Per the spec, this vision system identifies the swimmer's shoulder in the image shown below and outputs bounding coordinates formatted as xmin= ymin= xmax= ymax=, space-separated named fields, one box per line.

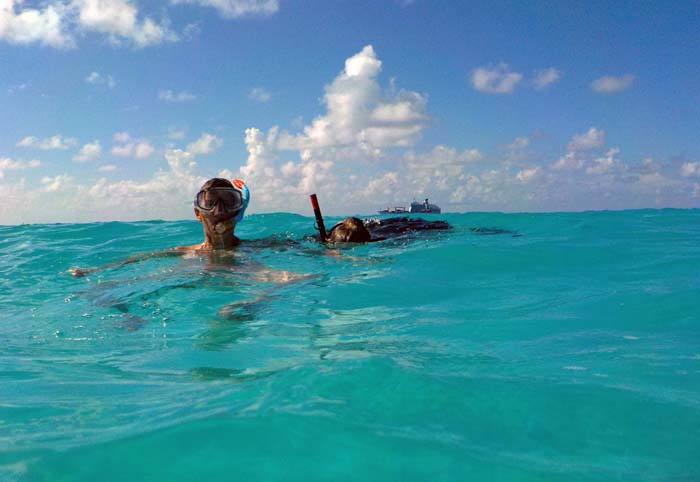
xmin=173 ymin=243 xmax=205 ymax=251
xmin=173 ymin=236 xmax=241 ymax=252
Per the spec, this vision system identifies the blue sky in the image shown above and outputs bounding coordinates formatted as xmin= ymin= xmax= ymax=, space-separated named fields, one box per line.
xmin=1 ymin=0 xmax=699 ymax=224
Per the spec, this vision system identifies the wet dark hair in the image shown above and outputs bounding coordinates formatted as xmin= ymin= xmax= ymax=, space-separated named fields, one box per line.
xmin=200 ymin=178 xmax=233 ymax=190
xmin=327 ymin=217 xmax=371 ymax=243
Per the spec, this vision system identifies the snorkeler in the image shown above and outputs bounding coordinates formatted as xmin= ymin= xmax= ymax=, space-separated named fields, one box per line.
xmin=326 ymin=217 xmax=373 ymax=243
xmin=68 ymin=177 xmax=250 ymax=277
xmin=324 ymin=216 xmax=451 ymax=243
xmin=177 ymin=177 xmax=250 ymax=251
xmin=310 ymin=193 xmax=451 ymax=245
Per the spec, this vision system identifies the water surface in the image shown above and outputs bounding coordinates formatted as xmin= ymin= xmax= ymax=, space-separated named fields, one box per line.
xmin=1 ymin=210 xmax=699 ymax=481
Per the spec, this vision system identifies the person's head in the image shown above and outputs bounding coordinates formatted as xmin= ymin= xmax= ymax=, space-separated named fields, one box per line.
xmin=194 ymin=178 xmax=250 ymax=248
xmin=327 ymin=217 xmax=371 ymax=243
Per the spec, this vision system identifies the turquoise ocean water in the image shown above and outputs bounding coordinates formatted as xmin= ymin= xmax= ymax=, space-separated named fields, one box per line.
xmin=1 ymin=210 xmax=699 ymax=481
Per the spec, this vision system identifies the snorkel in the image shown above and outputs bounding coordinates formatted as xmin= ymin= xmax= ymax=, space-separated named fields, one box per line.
xmin=309 ymin=193 xmax=328 ymax=242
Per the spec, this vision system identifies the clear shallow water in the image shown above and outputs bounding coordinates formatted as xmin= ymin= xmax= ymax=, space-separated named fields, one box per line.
xmin=1 ymin=210 xmax=699 ymax=481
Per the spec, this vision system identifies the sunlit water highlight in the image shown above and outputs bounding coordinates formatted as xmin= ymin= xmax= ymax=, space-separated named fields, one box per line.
xmin=1 ymin=210 xmax=699 ymax=481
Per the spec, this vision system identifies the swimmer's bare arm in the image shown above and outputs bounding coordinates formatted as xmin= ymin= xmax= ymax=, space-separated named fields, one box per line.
xmin=69 ymin=244 xmax=312 ymax=284
xmin=68 ymin=248 xmax=186 ymax=277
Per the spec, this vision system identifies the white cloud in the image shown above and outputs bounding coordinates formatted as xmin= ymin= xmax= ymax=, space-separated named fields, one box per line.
xmin=173 ymin=0 xmax=279 ymax=18
xmin=16 ymin=136 xmax=38 ymax=147
xmin=167 ymin=129 xmax=186 ymax=140
xmin=73 ymin=140 xmax=101 ymax=162
xmin=111 ymin=144 xmax=132 ymax=157
xmin=113 ymin=131 xmax=131 ymax=143
xmin=134 ymin=141 xmax=154 ymax=158
xmin=98 ymin=164 xmax=117 ymax=172
xmin=85 ymin=71 xmax=116 ymax=88
xmin=40 ymin=173 xmax=73 ymax=192
xmin=0 ymin=157 xmax=41 ymax=170
xmin=285 ymin=45 xmax=427 ymax=150
xmin=567 ymin=127 xmax=605 ymax=151
xmin=75 ymin=0 xmax=176 ymax=47
xmin=1 ymin=148 xmax=210 ymax=223
xmin=590 ymin=74 xmax=635 ymax=93
xmin=158 ymin=89 xmax=197 ymax=102
xmin=186 ymin=133 xmax=223 ymax=155
xmin=532 ymin=67 xmax=561 ymax=90
xmin=552 ymin=151 xmax=584 ymax=170
xmin=470 ymin=63 xmax=523 ymax=94
xmin=586 ymin=147 xmax=622 ymax=175
xmin=111 ymin=133 xmax=154 ymax=158
xmin=680 ymin=161 xmax=700 ymax=177
xmin=7 ymin=82 xmax=29 ymax=94
xmin=516 ymin=166 xmax=539 ymax=183
xmin=1 ymin=0 xmax=178 ymax=49
xmin=249 ymin=86 xmax=272 ymax=103
xmin=402 ymin=145 xmax=484 ymax=195
xmin=16 ymin=134 xmax=77 ymax=150
xmin=235 ymin=45 xmax=430 ymax=209
xmin=360 ymin=171 xmax=399 ymax=199
xmin=0 ymin=157 xmax=41 ymax=179
xmin=506 ymin=136 xmax=530 ymax=149
xmin=41 ymin=135 xmax=78 ymax=149
xmin=182 ymin=22 xmax=200 ymax=39
xmin=0 ymin=0 xmax=74 ymax=48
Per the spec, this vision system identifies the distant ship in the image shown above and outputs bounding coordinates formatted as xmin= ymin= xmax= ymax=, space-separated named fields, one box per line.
xmin=379 ymin=198 xmax=441 ymax=214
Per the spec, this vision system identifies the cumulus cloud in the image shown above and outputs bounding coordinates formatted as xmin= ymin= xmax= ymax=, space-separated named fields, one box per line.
xmin=167 ymin=129 xmax=186 ymax=140
xmin=287 ymin=45 xmax=427 ymax=150
xmin=85 ymin=71 xmax=116 ymax=88
xmin=173 ymin=0 xmax=279 ymax=18
xmin=1 ymin=0 xmax=177 ymax=48
xmin=110 ymin=132 xmax=154 ymax=158
xmin=17 ymin=134 xmax=77 ymax=150
xmin=0 ymin=0 xmax=74 ymax=48
xmin=234 ymin=45 xmax=431 ymax=210
xmin=401 ymin=145 xmax=484 ymax=196
xmin=0 ymin=157 xmax=41 ymax=179
xmin=158 ymin=89 xmax=197 ymax=102
xmin=186 ymin=133 xmax=223 ymax=155
xmin=134 ymin=141 xmax=155 ymax=158
xmin=516 ymin=166 xmax=539 ymax=183
xmin=113 ymin=131 xmax=131 ymax=143
xmin=505 ymin=136 xmax=530 ymax=150
xmin=680 ymin=161 xmax=700 ymax=177
xmin=532 ymin=67 xmax=562 ymax=90
xmin=73 ymin=140 xmax=101 ymax=162
xmin=111 ymin=144 xmax=132 ymax=157
xmin=7 ymin=82 xmax=29 ymax=94
xmin=470 ymin=63 xmax=523 ymax=94
xmin=16 ymin=136 xmax=37 ymax=147
xmin=552 ymin=151 xmax=584 ymax=170
xmin=586 ymin=147 xmax=623 ymax=175
xmin=75 ymin=0 xmax=176 ymax=47
xmin=98 ymin=164 xmax=117 ymax=172
xmin=248 ymin=86 xmax=272 ymax=103
xmin=1 ymin=147 xmax=213 ymax=223
xmin=567 ymin=127 xmax=605 ymax=151
xmin=590 ymin=74 xmax=635 ymax=93
xmin=40 ymin=173 xmax=73 ymax=192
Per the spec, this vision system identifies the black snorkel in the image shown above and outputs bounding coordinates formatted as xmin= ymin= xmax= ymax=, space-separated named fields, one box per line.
xmin=309 ymin=194 xmax=328 ymax=242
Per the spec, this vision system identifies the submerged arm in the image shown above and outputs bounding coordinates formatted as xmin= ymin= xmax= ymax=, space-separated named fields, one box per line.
xmin=68 ymin=248 xmax=185 ymax=277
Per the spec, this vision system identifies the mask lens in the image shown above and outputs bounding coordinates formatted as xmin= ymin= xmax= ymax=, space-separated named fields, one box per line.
xmin=196 ymin=188 xmax=243 ymax=211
